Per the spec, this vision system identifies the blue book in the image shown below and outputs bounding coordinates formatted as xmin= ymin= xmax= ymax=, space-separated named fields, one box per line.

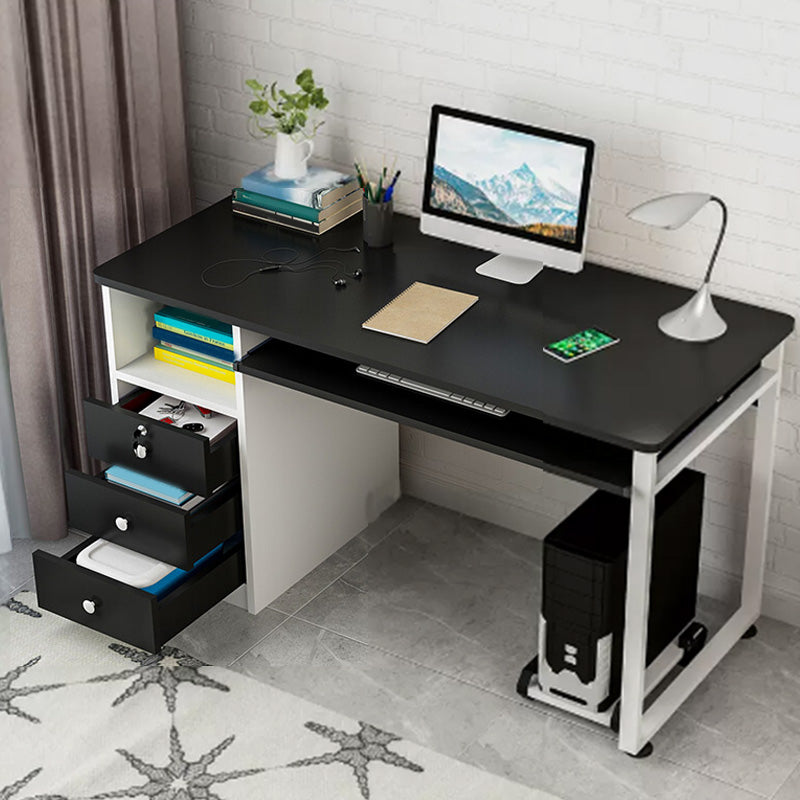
xmin=154 ymin=306 xmax=233 ymax=347
xmin=153 ymin=327 xmax=235 ymax=362
xmin=241 ymin=164 xmax=356 ymax=210
xmin=105 ymin=465 xmax=194 ymax=506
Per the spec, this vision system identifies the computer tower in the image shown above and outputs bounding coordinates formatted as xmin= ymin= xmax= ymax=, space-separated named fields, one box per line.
xmin=537 ymin=468 xmax=704 ymax=712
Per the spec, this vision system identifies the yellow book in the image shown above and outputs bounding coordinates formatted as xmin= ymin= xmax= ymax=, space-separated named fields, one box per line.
xmin=154 ymin=321 xmax=235 ymax=350
xmin=154 ymin=346 xmax=236 ymax=384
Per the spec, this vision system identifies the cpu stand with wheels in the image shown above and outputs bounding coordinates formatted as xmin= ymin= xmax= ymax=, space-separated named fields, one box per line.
xmin=517 ymin=469 xmax=708 ymax=757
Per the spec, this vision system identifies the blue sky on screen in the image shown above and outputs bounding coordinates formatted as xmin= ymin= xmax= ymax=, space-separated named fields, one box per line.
xmin=435 ymin=114 xmax=585 ymax=192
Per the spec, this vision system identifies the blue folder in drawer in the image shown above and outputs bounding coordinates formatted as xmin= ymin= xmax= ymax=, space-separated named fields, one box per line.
xmin=105 ymin=465 xmax=194 ymax=506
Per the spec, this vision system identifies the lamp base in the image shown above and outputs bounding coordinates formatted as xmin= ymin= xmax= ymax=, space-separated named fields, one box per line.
xmin=658 ymin=283 xmax=727 ymax=342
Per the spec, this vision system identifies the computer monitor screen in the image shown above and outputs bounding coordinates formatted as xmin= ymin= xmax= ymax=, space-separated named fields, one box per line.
xmin=421 ymin=106 xmax=594 ymax=282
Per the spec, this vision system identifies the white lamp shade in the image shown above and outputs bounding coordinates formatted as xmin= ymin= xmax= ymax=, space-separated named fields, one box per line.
xmin=627 ymin=192 xmax=712 ymax=230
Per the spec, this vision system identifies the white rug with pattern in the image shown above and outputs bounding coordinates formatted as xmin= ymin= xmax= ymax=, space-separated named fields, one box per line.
xmin=1 ymin=591 xmax=559 ymax=799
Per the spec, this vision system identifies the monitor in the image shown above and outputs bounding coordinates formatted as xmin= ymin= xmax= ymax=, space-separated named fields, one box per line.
xmin=420 ymin=105 xmax=595 ymax=284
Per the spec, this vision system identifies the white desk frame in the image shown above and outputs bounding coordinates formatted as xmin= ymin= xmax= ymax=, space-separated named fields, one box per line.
xmin=618 ymin=344 xmax=783 ymax=755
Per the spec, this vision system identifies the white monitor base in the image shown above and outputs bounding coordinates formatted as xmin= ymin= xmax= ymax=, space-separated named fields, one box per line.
xmin=475 ymin=254 xmax=544 ymax=284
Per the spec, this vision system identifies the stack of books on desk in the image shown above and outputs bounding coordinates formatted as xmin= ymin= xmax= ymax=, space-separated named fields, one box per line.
xmin=152 ymin=306 xmax=235 ymax=384
xmin=232 ymin=164 xmax=361 ymax=235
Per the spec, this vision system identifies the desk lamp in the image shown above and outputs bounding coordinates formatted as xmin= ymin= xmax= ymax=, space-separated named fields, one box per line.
xmin=627 ymin=193 xmax=728 ymax=342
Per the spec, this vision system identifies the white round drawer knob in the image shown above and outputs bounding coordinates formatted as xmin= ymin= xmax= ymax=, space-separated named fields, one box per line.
xmin=82 ymin=599 xmax=98 ymax=615
xmin=115 ymin=516 xmax=130 ymax=532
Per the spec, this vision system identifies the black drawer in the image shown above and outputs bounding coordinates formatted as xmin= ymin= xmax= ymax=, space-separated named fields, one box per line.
xmin=84 ymin=390 xmax=239 ymax=497
xmin=65 ymin=470 xmax=242 ymax=570
xmin=33 ymin=537 xmax=245 ymax=653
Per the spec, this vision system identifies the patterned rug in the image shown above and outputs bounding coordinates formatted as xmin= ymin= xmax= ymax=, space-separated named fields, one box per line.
xmin=1 ymin=591 xmax=558 ymax=799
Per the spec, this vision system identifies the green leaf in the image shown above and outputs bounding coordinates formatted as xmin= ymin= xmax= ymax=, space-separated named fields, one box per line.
xmin=296 ymin=68 xmax=315 ymax=93
xmin=296 ymin=94 xmax=310 ymax=110
xmin=296 ymin=111 xmax=307 ymax=127
xmin=270 ymin=81 xmax=278 ymax=101
xmin=245 ymin=78 xmax=264 ymax=92
xmin=249 ymin=99 xmax=270 ymax=115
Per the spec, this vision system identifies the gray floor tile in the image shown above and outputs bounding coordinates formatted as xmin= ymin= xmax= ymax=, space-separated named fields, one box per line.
xmin=268 ymin=496 xmax=427 ymax=615
xmin=169 ymin=597 xmax=289 ymax=666
xmin=775 ymin=763 xmax=800 ymax=800
xmin=653 ymin=666 xmax=800 ymax=796
xmin=460 ymin=697 xmax=762 ymax=800
xmin=231 ymin=616 xmax=527 ymax=761
xmin=296 ymin=504 xmax=541 ymax=698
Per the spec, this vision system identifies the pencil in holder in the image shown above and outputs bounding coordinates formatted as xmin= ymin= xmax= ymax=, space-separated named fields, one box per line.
xmin=363 ymin=196 xmax=393 ymax=248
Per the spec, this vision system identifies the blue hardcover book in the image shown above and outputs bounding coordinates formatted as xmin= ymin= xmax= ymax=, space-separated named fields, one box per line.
xmin=154 ymin=306 xmax=234 ymax=347
xmin=241 ymin=164 xmax=356 ymax=210
xmin=153 ymin=327 xmax=235 ymax=362
xmin=105 ymin=465 xmax=194 ymax=506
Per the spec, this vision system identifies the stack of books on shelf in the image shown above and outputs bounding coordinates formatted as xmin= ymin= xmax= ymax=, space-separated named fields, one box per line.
xmin=232 ymin=164 xmax=360 ymax=235
xmin=152 ymin=306 xmax=235 ymax=384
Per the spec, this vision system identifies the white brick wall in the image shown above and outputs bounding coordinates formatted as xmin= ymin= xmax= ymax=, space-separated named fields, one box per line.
xmin=179 ymin=0 xmax=800 ymax=624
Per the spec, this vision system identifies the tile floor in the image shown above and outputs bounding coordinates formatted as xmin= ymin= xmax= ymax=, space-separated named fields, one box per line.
xmin=5 ymin=497 xmax=800 ymax=799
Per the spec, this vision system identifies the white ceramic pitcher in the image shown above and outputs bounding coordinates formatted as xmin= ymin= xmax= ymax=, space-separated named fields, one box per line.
xmin=274 ymin=132 xmax=313 ymax=179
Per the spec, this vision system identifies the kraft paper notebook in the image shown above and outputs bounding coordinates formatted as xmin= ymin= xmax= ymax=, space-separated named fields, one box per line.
xmin=362 ymin=282 xmax=479 ymax=344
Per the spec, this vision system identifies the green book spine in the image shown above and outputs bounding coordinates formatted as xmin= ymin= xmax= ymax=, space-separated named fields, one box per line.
xmin=233 ymin=188 xmax=320 ymax=222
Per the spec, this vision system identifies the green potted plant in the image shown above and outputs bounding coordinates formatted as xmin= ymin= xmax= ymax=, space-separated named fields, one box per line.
xmin=246 ymin=69 xmax=329 ymax=180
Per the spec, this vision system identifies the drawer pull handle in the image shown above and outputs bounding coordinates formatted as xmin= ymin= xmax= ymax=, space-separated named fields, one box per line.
xmin=82 ymin=598 xmax=99 ymax=615
xmin=115 ymin=516 xmax=130 ymax=532
xmin=133 ymin=425 xmax=150 ymax=459
xmin=132 ymin=441 xmax=150 ymax=459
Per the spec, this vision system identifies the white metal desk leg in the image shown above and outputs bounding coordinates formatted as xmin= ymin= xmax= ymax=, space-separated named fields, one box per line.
xmin=618 ymin=450 xmax=659 ymax=755
xmin=741 ymin=344 xmax=783 ymax=620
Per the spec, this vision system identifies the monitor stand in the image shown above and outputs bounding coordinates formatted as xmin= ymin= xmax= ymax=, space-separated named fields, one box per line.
xmin=475 ymin=254 xmax=544 ymax=284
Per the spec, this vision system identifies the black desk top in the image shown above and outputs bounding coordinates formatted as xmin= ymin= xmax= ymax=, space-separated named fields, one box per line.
xmin=95 ymin=199 xmax=793 ymax=452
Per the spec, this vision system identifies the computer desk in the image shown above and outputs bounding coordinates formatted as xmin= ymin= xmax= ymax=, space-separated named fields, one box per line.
xmin=94 ymin=198 xmax=793 ymax=756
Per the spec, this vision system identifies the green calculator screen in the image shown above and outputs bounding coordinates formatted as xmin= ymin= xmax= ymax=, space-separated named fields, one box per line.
xmin=544 ymin=328 xmax=619 ymax=362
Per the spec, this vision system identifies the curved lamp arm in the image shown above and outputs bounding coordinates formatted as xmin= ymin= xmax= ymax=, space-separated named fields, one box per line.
xmin=703 ymin=196 xmax=727 ymax=284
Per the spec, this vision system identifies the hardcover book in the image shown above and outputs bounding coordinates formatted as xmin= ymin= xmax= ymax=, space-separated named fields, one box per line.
xmin=153 ymin=326 xmax=235 ymax=362
xmin=153 ymin=346 xmax=235 ymax=384
xmin=233 ymin=187 xmax=361 ymax=222
xmin=232 ymin=194 xmax=361 ymax=235
xmin=241 ymin=164 xmax=357 ymax=210
xmin=154 ymin=306 xmax=234 ymax=347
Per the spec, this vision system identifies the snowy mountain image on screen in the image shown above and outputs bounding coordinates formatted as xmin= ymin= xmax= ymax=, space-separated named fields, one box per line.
xmin=430 ymin=162 xmax=579 ymax=243
xmin=477 ymin=163 xmax=578 ymax=227
xmin=431 ymin=165 xmax=516 ymax=225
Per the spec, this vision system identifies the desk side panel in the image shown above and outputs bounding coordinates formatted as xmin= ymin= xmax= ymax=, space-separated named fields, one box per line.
xmin=239 ymin=372 xmax=400 ymax=614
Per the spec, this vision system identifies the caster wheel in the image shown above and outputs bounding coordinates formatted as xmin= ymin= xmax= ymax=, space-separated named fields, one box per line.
xmin=628 ymin=742 xmax=654 ymax=759
xmin=678 ymin=621 xmax=708 ymax=666
xmin=516 ymin=656 xmax=538 ymax=699
xmin=741 ymin=624 xmax=758 ymax=640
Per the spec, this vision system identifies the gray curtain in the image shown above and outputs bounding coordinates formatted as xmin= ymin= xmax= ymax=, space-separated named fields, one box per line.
xmin=0 ymin=0 xmax=191 ymax=541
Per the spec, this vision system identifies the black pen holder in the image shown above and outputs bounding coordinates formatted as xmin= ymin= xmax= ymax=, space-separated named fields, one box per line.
xmin=363 ymin=197 xmax=393 ymax=248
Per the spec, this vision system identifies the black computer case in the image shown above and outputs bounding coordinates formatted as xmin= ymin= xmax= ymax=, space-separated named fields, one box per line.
xmin=538 ymin=468 xmax=704 ymax=711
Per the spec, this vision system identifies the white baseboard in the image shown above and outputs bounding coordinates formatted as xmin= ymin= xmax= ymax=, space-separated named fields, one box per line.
xmin=401 ymin=460 xmax=800 ymax=628
xmin=400 ymin=461 xmax=559 ymax=540
xmin=699 ymin=564 xmax=800 ymax=628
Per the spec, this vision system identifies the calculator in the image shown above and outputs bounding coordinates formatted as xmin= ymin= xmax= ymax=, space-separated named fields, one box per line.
xmin=543 ymin=328 xmax=620 ymax=363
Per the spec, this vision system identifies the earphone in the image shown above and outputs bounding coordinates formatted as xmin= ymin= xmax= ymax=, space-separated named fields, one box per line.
xmin=201 ymin=246 xmax=364 ymax=289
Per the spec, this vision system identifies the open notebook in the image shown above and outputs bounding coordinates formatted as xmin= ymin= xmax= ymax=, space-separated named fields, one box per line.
xmin=362 ymin=282 xmax=478 ymax=344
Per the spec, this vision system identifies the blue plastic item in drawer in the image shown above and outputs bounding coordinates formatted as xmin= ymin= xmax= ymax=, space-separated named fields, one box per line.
xmin=143 ymin=542 xmax=224 ymax=598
